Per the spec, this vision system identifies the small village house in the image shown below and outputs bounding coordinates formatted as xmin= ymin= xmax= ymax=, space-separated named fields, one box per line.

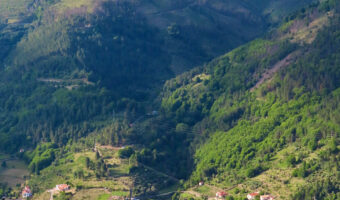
xmin=216 ymin=191 xmax=227 ymax=199
xmin=247 ymin=192 xmax=260 ymax=200
xmin=56 ymin=184 xmax=70 ymax=191
xmin=22 ymin=186 xmax=32 ymax=198
xmin=199 ymin=181 xmax=204 ymax=186
xmin=260 ymin=195 xmax=275 ymax=200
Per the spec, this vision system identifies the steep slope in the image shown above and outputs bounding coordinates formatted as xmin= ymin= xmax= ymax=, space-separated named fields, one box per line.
xmin=0 ymin=0 xmax=338 ymax=199
xmin=134 ymin=0 xmax=316 ymax=73
xmin=155 ymin=1 xmax=340 ymax=199
xmin=0 ymin=0 xmax=36 ymax=64
xmin=0 ymin=0 xmax=316 ymax=153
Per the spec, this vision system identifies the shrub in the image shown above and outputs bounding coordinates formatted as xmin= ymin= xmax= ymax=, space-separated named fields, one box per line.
xmin=118 ymin=147 xmax=134 ymax=158
xmin=246 ymin=165 xmax=265 ymax=178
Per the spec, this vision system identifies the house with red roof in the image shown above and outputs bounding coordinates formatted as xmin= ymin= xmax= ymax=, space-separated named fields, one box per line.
xmin=247 ymin=192 xmax=260 ymax=200
xmin=56 ymin=184 xmax=70 ymax=191
xmin=22 ymin=186 xmax=32 ymax=198
xmin=216 ymin=191 xmax=227 ymax=199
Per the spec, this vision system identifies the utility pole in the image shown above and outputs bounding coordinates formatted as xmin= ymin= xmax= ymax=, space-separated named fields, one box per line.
xmin=93 ymin=138 xmax=96 ymax=152
xmin=129 ymin=187 xmax=132 ymax=200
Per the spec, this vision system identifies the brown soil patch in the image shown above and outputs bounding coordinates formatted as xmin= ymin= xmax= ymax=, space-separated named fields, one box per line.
xmin=250 ymin=51 xmax=300 ymax=91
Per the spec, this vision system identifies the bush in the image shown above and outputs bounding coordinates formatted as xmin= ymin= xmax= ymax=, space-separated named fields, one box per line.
xmin=118 ymin=147 xmax=134 ymax=158
xmin=308 ymin=139 xmax=317 ymax=151
xmin=329 ymin=139 xmax=338 ymax=153
xmin=292 ymin=162 xmax=308 ymax=178
xmin=246 ymin=165 xmax=265 ymax=178
xmin=286 ymin=154 xmax=298 ymax=167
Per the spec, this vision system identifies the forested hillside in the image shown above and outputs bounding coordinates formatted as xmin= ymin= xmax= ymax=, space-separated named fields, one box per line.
xmin=155 ymin=1 xmax=340 ymax=199
xmin=0 ymin=0 xmax=314 ymax=152
xmin=0 ymin=0 xmax=339 ymax=199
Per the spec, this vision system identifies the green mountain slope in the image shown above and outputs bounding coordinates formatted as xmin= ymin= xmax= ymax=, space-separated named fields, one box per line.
xmin=0 ymin=0 xmax=315 ymax=152
xmin=1 ymin=0 xmax=339 ymax=199
xmin=156 ymin=1 xmax=340 ymax=199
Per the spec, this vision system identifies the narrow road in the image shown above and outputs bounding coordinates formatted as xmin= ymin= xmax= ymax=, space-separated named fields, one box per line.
xmin=48 ymin=189 xmax=54 ymax=200
xmin=156 ymin=191 xmax=176 ymax=196
xmin=150 ymin=191 xmax=177 ymax=198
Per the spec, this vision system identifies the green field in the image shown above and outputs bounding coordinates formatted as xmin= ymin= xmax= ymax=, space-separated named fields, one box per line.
xmin=97 ymin=191 xmax=129 ymax=200
xmin=51 ymin=0 xmax=97 ymax=15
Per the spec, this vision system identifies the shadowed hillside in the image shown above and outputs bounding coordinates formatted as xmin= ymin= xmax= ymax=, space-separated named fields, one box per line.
xmin=0 ymin=0 xmax=316 ymax=152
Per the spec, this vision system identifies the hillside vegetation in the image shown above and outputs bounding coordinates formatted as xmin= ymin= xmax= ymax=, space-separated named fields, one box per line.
xmin=0 ymin=0 xmax=315 ymax=153
xmin=155 ymin=1 xmax=340 ymax=199
xmin=0 ymin=0 xmax=339 ymax=199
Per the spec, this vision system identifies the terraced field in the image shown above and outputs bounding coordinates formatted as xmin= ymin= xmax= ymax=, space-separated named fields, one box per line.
xmin=0 ymin=153 xmax=29 ymax=188
xmin=30 ymin=147 xmax=132 ymax=200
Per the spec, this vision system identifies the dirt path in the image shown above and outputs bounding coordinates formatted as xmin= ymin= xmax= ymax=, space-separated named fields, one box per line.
xmin=156 ymin=191 xmax=176 ymax=196
xmin=48 ymin=189 xmax=54 ymax=200
xmin=250 ymin=51 xmax=300 ymax=91
xmin=37 ymin=78 xmax=94 ymax=85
